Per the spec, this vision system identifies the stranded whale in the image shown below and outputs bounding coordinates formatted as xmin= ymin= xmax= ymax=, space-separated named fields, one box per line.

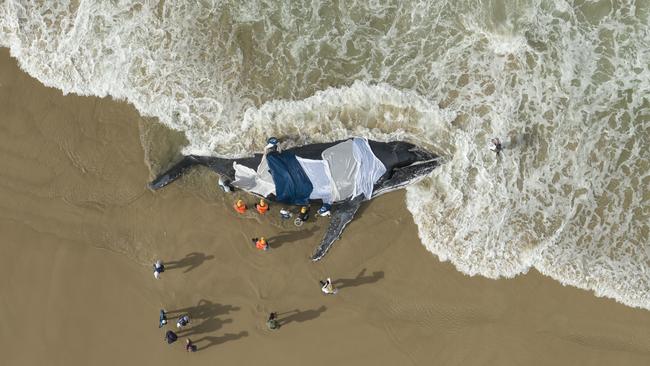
xmin=150 ymin=138 xmax=439 ymax=261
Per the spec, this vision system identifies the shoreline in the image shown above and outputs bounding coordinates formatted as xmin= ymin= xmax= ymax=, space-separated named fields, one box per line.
xmin=2 ymin=48 xmax=650 ymax=365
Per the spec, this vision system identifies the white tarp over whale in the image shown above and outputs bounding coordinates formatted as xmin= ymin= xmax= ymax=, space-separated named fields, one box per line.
xmin=351 ymin=138 xmax=387 ymax=199
xmin=320 ymin=138 xmax=387 ymax=202
xmin=231 ymin=137 xmax=386 ymax=203
xmin=321 ymin=140 xmax=358 ymax=202
xmin=231 ymin=158 xmax=275 ymax=197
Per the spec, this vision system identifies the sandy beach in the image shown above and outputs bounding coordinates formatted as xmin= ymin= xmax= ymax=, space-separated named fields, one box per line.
xmin=1 ymin=48 xmax=650 ymax=365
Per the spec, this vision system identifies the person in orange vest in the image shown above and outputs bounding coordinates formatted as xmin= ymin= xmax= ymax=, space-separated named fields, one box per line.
xmin=255 ymin=198 xmax=269 ymax=214
xmin=251 ymin=237 xmax=269 ymax=251
xmin=233 ymin=199 xmax=247 ymax=214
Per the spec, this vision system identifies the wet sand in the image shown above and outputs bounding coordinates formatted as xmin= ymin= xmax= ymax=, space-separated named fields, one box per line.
xmin=1 ymin=48 xmax=650 ymax=365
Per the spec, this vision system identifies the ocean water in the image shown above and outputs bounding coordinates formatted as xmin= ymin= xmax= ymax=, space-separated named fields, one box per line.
xmin=1 ymin=0 xmax=648 ymax=308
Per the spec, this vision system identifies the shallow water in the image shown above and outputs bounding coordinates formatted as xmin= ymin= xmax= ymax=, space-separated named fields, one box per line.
xmin=1 ymin=0 xmax=648 ymax=308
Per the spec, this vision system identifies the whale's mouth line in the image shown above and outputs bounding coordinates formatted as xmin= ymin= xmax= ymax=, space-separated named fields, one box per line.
xmin=372 ymin=170 xmax=432 ymax=197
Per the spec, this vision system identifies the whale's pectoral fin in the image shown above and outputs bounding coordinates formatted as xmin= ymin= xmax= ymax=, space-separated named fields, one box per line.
xmin=311 ymin=195 xmax=365 ymax=261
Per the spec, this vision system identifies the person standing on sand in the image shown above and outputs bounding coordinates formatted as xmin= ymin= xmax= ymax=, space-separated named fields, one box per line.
xmin=177 ymin=314 xmax=190 ymax=329
xmin=159 ymin=309 xmax=168 ymax=328
xmin=165 ymin=330 xmax=178 ymax=344
xmin=320 ymin=277 xmax=338 ymax=295
xmin=233 ymin=199 xmax=247 ymax=214
xmin=153 ymin=260 xmax=165 ymax=279
xmin=186 ymin=338 xmax=197 ymax=352
xmin=267 ymin=312 xmax=280 ymax=330
xmin=252 ymin=237 xmax=269 ymax=251
xmin=255 ymin=198 xmax=269 ymax=214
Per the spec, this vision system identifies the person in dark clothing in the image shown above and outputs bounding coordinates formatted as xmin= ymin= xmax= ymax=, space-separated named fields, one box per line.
xmin=153 ymin=260 xmax=165 ymax=279
xmin=186 ymin=338 xmax=197 ymax=352
xmin=298 ymin=206 xmax=309 ymax=222
xmin=176 ymin=314 xmax=190 ymax=329
xmin=165 ymin=330 xmax=178 ymax=344
xmin=490 ymin=138 xmax=503 ymax=155
xmin=159 ymin=309 xmax=167 ymax=328
xmin=267 ymin=312 xmax=280 ymax=330
xmin=294 ymin=206 xmax=310 ymax=227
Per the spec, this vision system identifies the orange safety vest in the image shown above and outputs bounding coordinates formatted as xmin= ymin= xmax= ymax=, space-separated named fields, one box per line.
xmin=255 ymin=239 xmax=268 ymax=250
xmin=256 ymin=203 xmax=269 ymax=214
xmin=234 ymin=202 xmax=247 ymax=214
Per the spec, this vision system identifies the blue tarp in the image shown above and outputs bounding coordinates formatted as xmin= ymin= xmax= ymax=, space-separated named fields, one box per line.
xmin=266 ymin=151 xmax=313 ymax=205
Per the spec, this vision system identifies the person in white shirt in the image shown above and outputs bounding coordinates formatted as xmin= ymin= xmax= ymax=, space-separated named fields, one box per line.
xmin=320 ymin=277 xmax=338 ymax=295
xmin=153 ymin=260 xmax=165 ymax=279
xmin=177 ymin=314 xmax=190 ymax=329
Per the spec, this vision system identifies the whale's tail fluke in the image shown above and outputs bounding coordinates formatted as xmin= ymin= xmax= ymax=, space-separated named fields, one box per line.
xmin=149 ymin=155 xmax=243 ymax=190
xmin=149 ymin=156 xmax=202 ymax=190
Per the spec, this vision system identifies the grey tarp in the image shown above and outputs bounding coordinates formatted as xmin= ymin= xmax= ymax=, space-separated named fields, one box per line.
xmin=321 ymin=140 xmax=358 ymax=202
xmin=351 ymin=138 xmax=386 ymax=199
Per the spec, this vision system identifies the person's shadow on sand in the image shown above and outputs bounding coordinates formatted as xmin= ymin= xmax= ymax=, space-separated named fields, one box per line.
xmin=168 ymin=300 xmax=240 ymax=320
xmin=268 ymin=226 xmax=320 ymax=249
xmin=194 ymin=331 xmax=249 ymax=351
xmin=165 ymin=252 xmax=215 ymax=273
xmin=332 ymin=268 xmax=384 ymax=289
xmin=277 ymin=306 xmax=327 ymax=327
xmin=178 ymin=317 xmax=233 ymax=337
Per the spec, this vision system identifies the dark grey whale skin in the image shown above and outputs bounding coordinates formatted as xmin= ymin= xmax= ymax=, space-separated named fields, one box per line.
xmin=148 ymin=139 xmax=440 ymax=261
xmin=149 ymin=140 xmax=437 ymax=192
